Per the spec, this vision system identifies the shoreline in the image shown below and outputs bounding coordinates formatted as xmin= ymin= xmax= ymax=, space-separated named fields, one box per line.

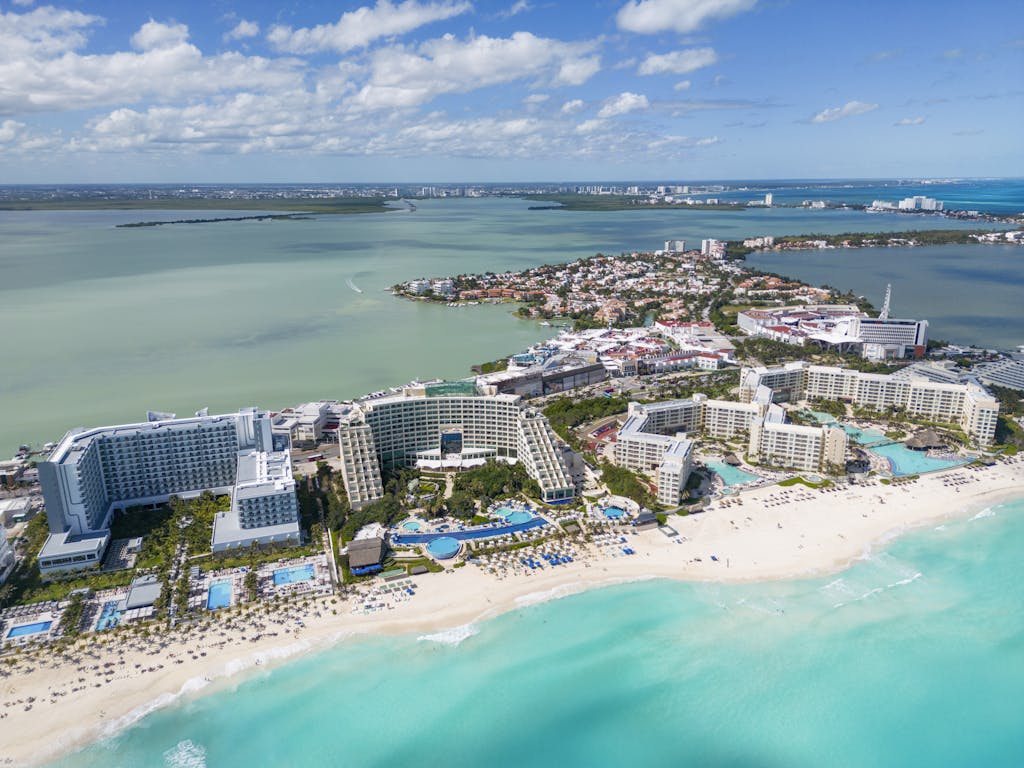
xmin=4 ymin=460 xmax=1022 ymax=767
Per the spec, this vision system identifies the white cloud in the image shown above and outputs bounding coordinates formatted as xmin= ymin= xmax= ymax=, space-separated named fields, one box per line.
xmin=674 ymin=80 xmax=691 ymax=91
xmin=11 ymin=0 xmax=36 ymax=6
xmin=560 ymin=98 xmax=585 ymax=114
xmin=0 ymin=117 xmax=61 ymax=151
xmin=810 ymin=100 xmax=878 ymax=123
xmin=225 ymin=20 xmax=260 ymax=42
xmin=267 ymin=0 xmax=471 ymax=54
xmin=350 ymin=32 xmax=601 ymax=111
xmin=638 ymin=47 xmax=717 ymax=75
xmin=523 ymin=93 xmax=549 ymax=104
xmin=597 ymin=91 xmax=649 ymax=118
xmin=894 ymin=116 xmax=925 ymax=126
xmin=575 ymin=118 xmax=605 ymax=134
xmin=500 ymin=0 xmax=532 ymax=17
xmin=0 ymin=15 xmax=306 ymax=116
xmin=696 ymin=136 xmax=719 ymax=145
xmin=131 ymin=20 xmax=190 ymax=52
xmin=0 ymin=5 xmax=101 ymax=57
xmin=617 ymin=0 xmax=756 ymax=34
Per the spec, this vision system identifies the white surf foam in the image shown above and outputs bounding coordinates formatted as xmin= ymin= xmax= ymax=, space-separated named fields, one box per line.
xmin=971 ymin=506 xmax=996 ymax=521
xmin=164 ymin=739 xmax=208 ymax=768
xmin=417 ymin=623 xmax=479 ymax=646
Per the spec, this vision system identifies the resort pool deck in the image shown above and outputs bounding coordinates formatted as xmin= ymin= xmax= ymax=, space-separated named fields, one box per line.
xmin=6 ymin=621 xmax=52 ymax=639
xmin=392 ymin=516 xmax=547 ymax=546
xmin=602 ymin=506 xmax=627 ymax=519
xmin=869 ymin=442 xmax=970 ymax=476
xmin=273 ymin=564 xmax=315 ymax=586
xmin=206 ymin=580 xmax=232 ymax=611
xmin=401 ymin=520 xmax=423 ymax=531
xmin=96 ymin=601 xmax=122 ymax=631
xmin=707 ymin=461 xmax=760 ymax=487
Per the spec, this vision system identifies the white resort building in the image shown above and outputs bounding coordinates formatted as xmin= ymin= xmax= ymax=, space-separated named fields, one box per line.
xmin=740 ymin=362 xmax=1000 ymax=446
xmin=336 ymin=381 xmax=576 ymax=509
xmin=37 ymin=408 xmax=300 ymax=574
xmin=614 ymin=390 xmax=847 ymax=504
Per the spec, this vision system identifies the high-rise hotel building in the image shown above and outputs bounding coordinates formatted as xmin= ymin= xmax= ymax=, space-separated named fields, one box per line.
xmin=38 ymin=408 xmax=300 ymax=574
xmin=336 ymin=382 xmax=575 ymax=509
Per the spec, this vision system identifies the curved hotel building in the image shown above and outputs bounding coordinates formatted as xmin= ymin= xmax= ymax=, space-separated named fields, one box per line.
xmin=336 ymin=381 xmax=575 ymax=509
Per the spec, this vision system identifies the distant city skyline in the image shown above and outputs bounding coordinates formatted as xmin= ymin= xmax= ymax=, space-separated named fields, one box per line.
xmin=0 ymin=0 xmax=1021 ymax=183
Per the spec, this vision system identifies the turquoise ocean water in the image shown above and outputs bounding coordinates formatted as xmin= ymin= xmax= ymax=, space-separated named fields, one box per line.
xmin=51 ymin=497 xmax=1024 ymax=768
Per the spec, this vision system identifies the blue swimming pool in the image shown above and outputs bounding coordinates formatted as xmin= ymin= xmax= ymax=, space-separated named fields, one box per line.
xmin=602 ymin=506 xmax=627 ymax=519
xmin=843 ymin=424 xmax=888 ymax=446
xmin=206 ymin=580 xmax=232 ymax=610
xmin=426 ymin=537 xmax=461 ymax=560
xmin=6 ymin=620 xmax=52 ymax=638
xmin=273 ymin=564 xmax=315 ymax=586
xmin=96 ymin=601 xmax=122 ymax=631
xmin=706 ymin=461 xmax=760 ymax=487
xmin=392 ymin=517 xmax=547 ymax=545
xmin=504 ymin=510 xmax=533 ymax=525
xmin=869 ymin=443 xmax=970 ymax=476
xmin=401 ymin=520 xmax=423 ymax=531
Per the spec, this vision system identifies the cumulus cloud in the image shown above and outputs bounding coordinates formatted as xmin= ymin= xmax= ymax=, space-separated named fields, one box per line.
xmin=674 ymin=80 xmax=692 ymax=91
xmin=0 ymin=15 xmax=307 ymax=116
xmin=131 ymin=20 xmax=190 ymax=51
xmin=349 ymin=32 xmax=601 ymax=111
xmin=617 ymin=0 xmax=756 ymax=34
xmin=810 ymin=100 xmax=878 ymax=123
xmin=267 ymin=0 xmax=471 ymax=54
xmin=597 ymin=91 xmax=649 ymax=118
xmin=225 ymin=19 xmax=259 ymax=42
xmin=523 ymin=93 xmax=549 ymax=104
xmin=560 ymin=98 xmax=584 ymax=114
xmin=638 ymin=47 xmax=717 ymax=75
xmin=894 ymin=116 xmax=925 ymax=126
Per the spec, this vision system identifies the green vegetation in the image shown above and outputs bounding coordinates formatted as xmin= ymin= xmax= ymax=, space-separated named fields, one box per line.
xmin=599 ymin=461 xmax=656 ymax=507
xmin=57 ymin=593 xmax=86 ymax=635
xmin=773 ymin=229 xmax=1001 ymax=248
xmin=543 ymin=395 xmax=630 ymax=448
xmin=778 ymin=477 xmax=832 ymax=489
xmin=453 ymin=460 xmax=540 ymax=502
xmin=472 ymin=358 xmax=510 ymax=374
xmin=14 ymin=569 xmax=136 ymax=605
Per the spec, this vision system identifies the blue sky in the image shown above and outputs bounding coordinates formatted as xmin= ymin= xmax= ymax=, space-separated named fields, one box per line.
xmin=0 ymin=0 xmax=1021 ymax=182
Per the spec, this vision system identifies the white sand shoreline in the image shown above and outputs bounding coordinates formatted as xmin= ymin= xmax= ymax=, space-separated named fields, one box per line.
xmin=3 ymin=459 xmax=1022 ymax=767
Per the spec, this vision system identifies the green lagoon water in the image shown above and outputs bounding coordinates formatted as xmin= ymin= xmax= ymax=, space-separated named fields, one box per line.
xmin=51 ymin=497 xmax=1024 ymax=768
xmin=0 ymin=199 xmax=995 ymax=452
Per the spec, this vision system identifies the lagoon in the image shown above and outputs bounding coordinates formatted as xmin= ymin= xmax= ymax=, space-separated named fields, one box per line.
xmin=0 ymin=199 xmax=997 ymax=452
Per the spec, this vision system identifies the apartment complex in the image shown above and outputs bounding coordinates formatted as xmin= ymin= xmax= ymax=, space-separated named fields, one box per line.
xmin=740 ymin=362 xmax=1000 ymax=446
xmin=336 ymin=382 xmax=575 ymax=508
xmin=614 ymin=391 xmax=846 ymax=503
xmin=38 ymin=408 xmax=300 ymax=574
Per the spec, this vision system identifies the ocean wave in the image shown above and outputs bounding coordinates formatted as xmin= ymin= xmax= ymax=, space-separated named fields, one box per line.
xmin=831 ymin=571 xmax=922 ymax=608
xmin=164 ymin=740 xmax=208 ymax=768
xmin=417 ymin=623 xmax=479 ymax=646
xmin=971 ymin=507 xmax=996 ymax=521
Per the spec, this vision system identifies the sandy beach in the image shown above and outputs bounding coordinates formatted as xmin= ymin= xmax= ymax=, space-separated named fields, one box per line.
xmin=3 ymin=458 xmax=1022 ymax=767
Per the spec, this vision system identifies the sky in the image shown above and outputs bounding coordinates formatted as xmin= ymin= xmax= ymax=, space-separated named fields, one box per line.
xmin=0 ymin=0 xmax=1021 ymax=183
